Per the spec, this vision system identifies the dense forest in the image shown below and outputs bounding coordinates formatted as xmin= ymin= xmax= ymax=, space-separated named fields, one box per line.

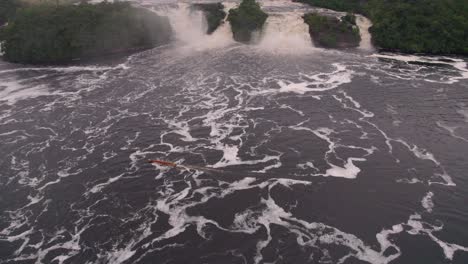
xmin=227 ymin=0 xmax=268 ymax=43
xmin=0 ymin=0 xmax=20 ymax=25
xmin=303 ymin=13 xmax=360 ymax=48
xmin=295 ymin=0 xmax=367 ymax=14
xmin=192 ymin=3 xmax=226 ymax=35
xmin=0 ymin=1 xmax=172 ymax=64
xmin=297 ymin=0 xmax=468 ymax=55
xmin=1 ymin=0 xmax=467 ymax=61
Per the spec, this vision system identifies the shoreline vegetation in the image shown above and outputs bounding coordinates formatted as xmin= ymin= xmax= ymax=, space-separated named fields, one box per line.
xmin=227 ymin=0 xmax=268 ymax=43
xmin=296 ymin=0 xmax=468 ymax=55
xmin=303 ymin=13 xmax=361 ymax=49
xmin=0 ymin=0 xmax=20 ymax=26
xmin=0 ymin=0 xmax=466 ymax=65
xmin=0 ymin=1 xmax=172 ymax=64
xmin=191 ymin=3 xmax=227 ymax=35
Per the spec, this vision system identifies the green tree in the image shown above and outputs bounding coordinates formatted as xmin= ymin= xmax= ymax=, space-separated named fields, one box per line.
xmin=0 ymin=0 xmax=20 ymax=25
xmin=192 ymin=3 xmax=226 ymax=34
xmin=298 ymin=0 xmax=468 ymax=55
xmin=303 ymin=13 xmax=360 ymax=48
xmin=1 ymin=1 xmax=173 ymax=64
xmin=227 ymin=0 xmax=268 ymax=43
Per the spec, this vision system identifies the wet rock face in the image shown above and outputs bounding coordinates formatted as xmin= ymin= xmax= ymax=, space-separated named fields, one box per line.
xmin=303 ymin=13 xmax=361 ymax=49
xmin=191 ymin=3 xmax=227 ymax=35
xmin=227 ymin=0 xmax=268 ymax=43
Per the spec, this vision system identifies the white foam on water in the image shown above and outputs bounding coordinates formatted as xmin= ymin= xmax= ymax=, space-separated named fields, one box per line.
xmin=393 ymin=138 xmax=455 ymax=186
xmin=397 ymin=178 xmax=422 ymax=184
xmin=156 ymin=76 xmax=285 ymax=172
xmin=325 ymin=157 xmax=366 ymax=179
xmin=297 ymin=161 xmax=317 ymax=170
xmin=333 ymin=91 xmax=374 ymax=118
xmin=0 ymin=64 xmax=128 ymax=74
xmin=232 ymin=195 xmax=404 ymax=264
xmin=332 ymin=89 xmax=458 ymax=187
xmin=375 ymin=224 xmax=404 ymax=257
xmin=166 ymin=119 xmax=195 ymax=141
xmin=88 ymin=173 xmax=126 ymax=194
xmin=88 ymin=0 xmax=115 ymax=3
xmin=0 ymin=62 xmax=129 ymax=106
xmin=276 ymin=63 xmax=353 ymax=94
xmin=457 ymin=106 xmax=468 ymax=123
xmin=141 ymin=178 xmax=272 ymax=252
xmin=331 ymin=90 xmax=457 ymax=186
xmin=275 ymin=178 xmax=312 ymax=186
xmin=213 ymin=145 xmax=240 ymax=167
xmin=8 ymin=227 xmax=84 ymax=264
xmin=291 ymin=125 xmax=368 ymax=179
xmin=405 ymin=214 xmax=468 ymax=260
xmin=421 ymin=191 xmax=434 ymax=213
xmin=0 ymin=80 xmax=49 ymax=105
xmin=436 ymin=121 xmax=468 ymax=143
xmin=345 ymin=101 xmax=393 ymax=152
xmin=2 ymin=6 xmax=465 ymax=262
xmin=106 ymin=247 xmax=136 ymax=264
xmin=4 ymin=228 xmax=33 ymax=243
xmin=371 ymin=53 xmax=468 ymax=84
xmin=212 ymin=144 xmax=281 ymax=170
xmin=24 ymin=195 xmax=43 ymax=208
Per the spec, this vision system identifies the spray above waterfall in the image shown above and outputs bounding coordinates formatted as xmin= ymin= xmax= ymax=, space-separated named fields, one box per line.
xmin=153 ymin=1 xmax=318 ymax=54
xmin=153 ymin=3 xmax=234 ymax=51
xmin=257 ymin=13 xmax=315 ymax=54
xmin=146 ymin=0 xmax=374 ymax=54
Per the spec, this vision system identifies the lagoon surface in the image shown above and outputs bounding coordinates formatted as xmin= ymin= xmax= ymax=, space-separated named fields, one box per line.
xmin=1 ymin=1 xmax=468 ymax=263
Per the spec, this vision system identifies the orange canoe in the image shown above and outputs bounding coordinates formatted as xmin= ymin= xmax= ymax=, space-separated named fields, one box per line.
xmin=147 ymin=159 xmax=177 ymax=167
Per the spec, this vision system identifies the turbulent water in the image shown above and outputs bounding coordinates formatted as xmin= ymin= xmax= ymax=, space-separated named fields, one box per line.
xmin=1 ymin=1 xmax=468 ymax=263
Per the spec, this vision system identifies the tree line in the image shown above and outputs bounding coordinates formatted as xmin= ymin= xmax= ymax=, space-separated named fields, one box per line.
xmin=0 ymin=1 xmax=172 ymax=64
xmin=296 ymin=0 xmax=468 ymax=55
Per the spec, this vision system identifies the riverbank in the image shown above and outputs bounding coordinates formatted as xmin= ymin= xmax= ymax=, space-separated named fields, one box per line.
xmin=227 ymin=0 xmax=268 ymax=43
xmin=296 ymin=0 xmax=468 ymax=55
xmin=0 ymin=1 xmax=172 ymax=64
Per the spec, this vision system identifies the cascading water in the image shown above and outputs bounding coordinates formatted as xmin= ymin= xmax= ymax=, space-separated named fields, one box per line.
xmin=151 ymin=0 xmax=316 ymax=54
xmin=222 ymin=1 xmax=237 ymax=14
xmin=356 ymin=15 xmax=374 ymax=51
xmin=206 ymin=2 xmax=236 ymax=48
xmin=257 ymin=13 xmax=314 ymax=54
xmin=153 ymin=3 xmax=234 ymax=51
xmin=256 ymin=0 xmax=316 ymax=53
xmin=162 ymin=4 xmax=208 ymax=44
xmin=148 ymin=1 xmax=319 ymax=54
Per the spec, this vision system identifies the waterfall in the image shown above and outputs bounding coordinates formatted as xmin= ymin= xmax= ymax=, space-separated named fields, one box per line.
xmin=222 ymin=1 xmax=237 ymax=14
xmin=147 ymin=1 xmax=316 ymax=53
xmin=356 ymin=15 xmax=374 ymax=51
xmin=146 ymin=1 xmax=324 ymax=53
xmin=153 ymin=3 xmax=234 ymax=51
xmin=257 ymin=13 xmax=314 ymax=54
xmin=154 ymin=4 xmax=208 ymax=44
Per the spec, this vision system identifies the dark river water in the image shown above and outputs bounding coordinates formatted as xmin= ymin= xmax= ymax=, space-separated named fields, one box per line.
xmin=1 ymin=1 xmax=468 ymax=263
